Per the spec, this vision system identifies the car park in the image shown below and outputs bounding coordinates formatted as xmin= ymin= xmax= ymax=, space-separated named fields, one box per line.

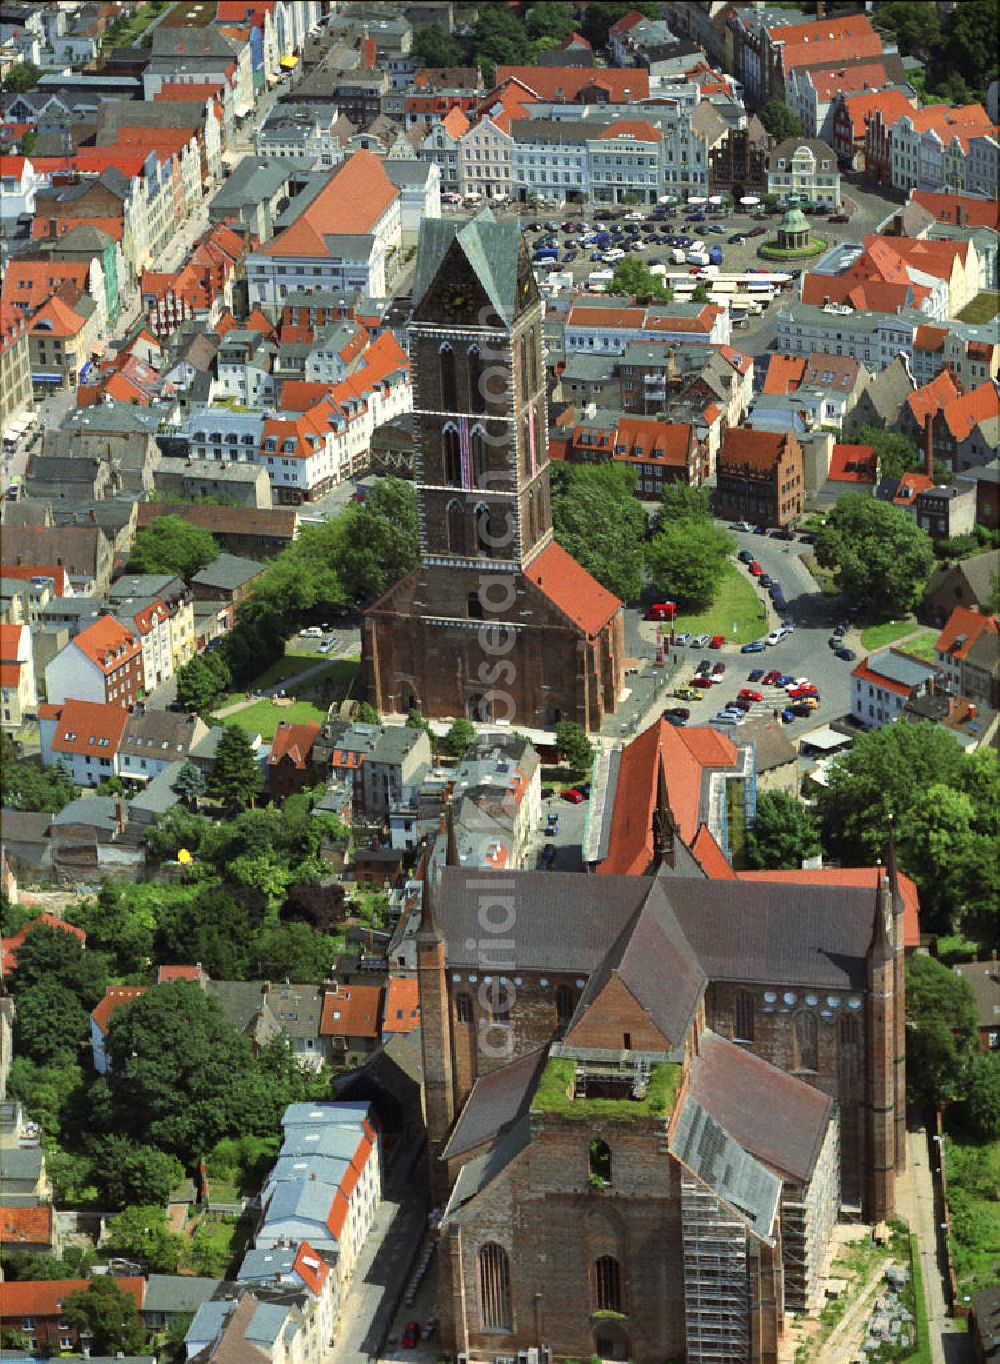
xmin=741 ymin=639 xmax=766 ymax=653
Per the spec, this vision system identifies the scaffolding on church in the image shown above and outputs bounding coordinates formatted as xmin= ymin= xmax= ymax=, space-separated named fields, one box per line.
xmin=780 ymin=1116 xmax=841 ymax=1315
xmin=680 ymin=1172 xmax=750 ymax=1363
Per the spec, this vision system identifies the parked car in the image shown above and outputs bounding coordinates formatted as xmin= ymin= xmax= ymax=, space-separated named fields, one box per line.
xmin=749 ymin=562 xmax=763 ymax=576
xmin=539 ymin=844 xmax=557 ymax=869
xmin=788 ymin=687 xmax=819 ymax=701
xmin=748 ymin=225 xmax=766 ymax=237
xmin=708 ymin=634 xmax=726 ymax=649
xmin=737 ymin=549 xmax=755 ymax=564
xmin=780 ymin=708 xmax=796 ymax=724
xmin=835 ymin=647 xmax=857 ymax=661
xmin=695 ymin=660 xmax=712 ymax=674
xmin=675 ymin=630 xmax=693 ymax=646
xmin=562 ymin=788 xmax=587 ymax=804
xmin=663 ymin=713 xmax=686 ymax=727
xmin=730 ymin=521 xmax=754 ymax=532
xmin=791 ymin=697 xmax=819 ymax=712
xmin=644 ymin=601 xmax=678 ymax=621
xmin=711 ymin=660 xmax=726 ymax=676
xmin=728 ymin=233 xmax=746 ymax=244
xmin=829 ymin=634 xmax=845 ymax=649
xmin=664 ymin=707 xmax=690 ymax=721
xmin=763 ymin=670 xmax=783 ymax=685
xmin=741 ymin=639 xmax=766 ymax=653
xmin=675 ymin=685 xmax=697 ymax=700
xmin=691 ymin=675 xmax=715 ymax=688
xmin=402 ymin=1322 xmax=421 ymax=1349
xmin=771 ymin=528 xmax=795 ymax=540
xmin=777 ymin=674 xmax=796 ymax=687
xmin=766 ymin=629 xmax=783 ymax=646
xmin=829 ymin=213 xmax=850 ymax=224
xmin=747 ymin=669 xmax=765 ymax=682
xmin=760 ymin=574 xmax=774 ymax=589
xmin=301 ymin=626 xmax=323 ymax=638
xmin=691 ymin=633 xmax=711 ymax=647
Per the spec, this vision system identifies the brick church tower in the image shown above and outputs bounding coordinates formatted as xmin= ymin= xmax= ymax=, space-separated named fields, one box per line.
xmin=362 ymin=209 xmax=624 ymax=731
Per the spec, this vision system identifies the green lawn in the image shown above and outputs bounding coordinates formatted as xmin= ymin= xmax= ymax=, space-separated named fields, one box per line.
xmin=899 ymin=630 xmax=938 ymax=662
xmin=944 ymin=1134 xmax=1000 ymax=1297
xmin=958 ymin=291 xmax=1000 ymax=324
xmin=860 ymin=618 xmax=918 ymax=650
xmin=221 ymin=699 xmax=327 ymax=739
xmin=217 ymin=655 xmax=360 ymax=710
xmin=101 ymin=0 xmax=167 ymax=48
xmin=672 ymin=562 xmax=768 ymax=645
xmin=180 ymin=1214 xmax=254 ymax=1278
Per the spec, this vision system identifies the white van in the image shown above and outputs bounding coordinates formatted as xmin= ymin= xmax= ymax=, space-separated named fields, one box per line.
xmin=690 ymin=239 xmax=705 ymax=255
xmin=687 ymin=250 xmax=709 ymax=266
xmin=587 ymin=270 xmax=614 ymax=291
xmin=670 ymin=247 xmax=686 ymax=264
xmin=603 ymin=247 xmax=625 ymax=262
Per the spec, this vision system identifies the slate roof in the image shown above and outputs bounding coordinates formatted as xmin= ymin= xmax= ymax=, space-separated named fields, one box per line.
xmin=190 ymin=553 xmax=265 ymax=593
xmin=443 ymin=1047 xmax=547 ymax=1160
xmin=435 ymin=868 xmax=879 ymax=990
xmin=669 ymin=1094 xmax=781 ymax=1243
xmin=444 ymin=1114 xmax=530 ymax=1219
xmin=689 ymin=1030 xmax=833 ymax=1182
xmin=143 ymin=1274 xmax=218 ymax=1315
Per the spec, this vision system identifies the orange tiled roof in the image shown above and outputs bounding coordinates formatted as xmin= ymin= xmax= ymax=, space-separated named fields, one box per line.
xmin=91 ymin=985 xmax=146 ymax=1037
xmin=73 ymin=615 xmax=141 ymax=673
xmin=737 ymin=868 xmax=920 ymax=949
xmin=691 ymin=824 xmax=737 ymax=879
xmin=0 ymin=622 xmax=26 ymax=661
xmin=0 ymin=1205 xmax=53 ymax=1245
xmin=762 ymin=353 xmax=807 ymax=394
xmin=914 ymin=325 xmax=947 ymax=353
xmin=0 ymin=664 xmax=21 ymax=688
xmin=526 ymin=539 xmax=621 ymax=636
xmin=1 ymin=259 xmax=90 ymax=310
xmin=934 ymin=605 xmax=999 ymax=660
xmin=495 ymin=65 xmax=649 ymax=102
xmin=910 ymin=190 xmax=1000 ymax=231
xmin=0 ymin=1278 xmax=145 ymax=1320
xmin=439 ymin=106 xmax=472 ymax=138
xmin=941 ymin=380 xmax=1000 ymax=442
xmin=384 ymin=977 xmax=420 ymax=1033
xmin=719 ymin=426 xmax=788 ymax=471
xmin=154 ymin=81 xmax=225 ymax=101
xmin=292 ymin=1241 xmax=330 ymax=1295
xmin=31 ymin=216 xmax=124 ymax=243
xmin=158 ymin=964 xmax=203 ymax=982
xmin=851 ymin=655 xmax=914 ymax=696
xmin=828 ymin=443 xmax=877 ymax=483
xmin=893 ymin=471 xmax=934 ymax=504
xmin=840 ymin=87 xmax=914 ymax=138
xmin=320 ymin=983 xmax=382 ymax=1038
xmin=598 ymin=721 xmax=738 ymax=876
xmin=907 ymin=368 xmax=962 ymax=424
xmin=268 ymin=720 xmax=320 ymax=769
xmin=261 ymin=151 xmax=398 ymax=258
xmin=597 ymin=120 xmax=662 ymax=143
xmin=46 ymin=697 xmax=129 ymax=758
xmin=809 ymin=61 xmax=891 ymax=100
xmin=767 ymin=13 xmax=883 ymax=74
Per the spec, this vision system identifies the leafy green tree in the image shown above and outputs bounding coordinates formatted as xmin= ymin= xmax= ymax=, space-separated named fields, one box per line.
xmin=281 ymin=881 xmax=347 ymax=933
xmin=174 ymin=760 xmax=207 ymax=808
xmin=209 ymin=724 xmax=262 ymax=810
xmin=175 ymin=653 xmax=229 ymax=714
xmin=67 ymin=883 xmax=154 ymax=977
xmin=652 ymin=483 xmax=713 ymax=528
xmin=938 ymin=0 xmax=997 ymax=102
xmin=815 ymin=493 xmax=934 ymax=614
xmin=690 ymin=282 xmax=710 ymax=303
xmin=107 ymin=1204 xmax=184 ymax=1272
xmin=555 ymin=719 xmax=593 ymax=775
xmin=250 ymin=921 xmax=340 ymax=985
xmin=1 ymin=62 xmax=41 ymax=93
xmin=759 ymin=99 xmax=804 ymax=141
xmin=63 ymin=1277 xmax=146 ymax=1357
xmin=898 ymin=784 xmax=999 ymax=940
xmin=526 ymin=1 xmax=579 ymax=41
xmin=87 ymin=1136 xmax=185 ymax=1208
xmin=410 ymin=25 xmax=464 ymax=67
xmin=13 ymin=981 xmax=90 ymax=1064
xmin=745 ymin=792 xmax=822 ymax=871
xmin=330 ymin=478 xmax=419 ymax=602
xmin=0 ymin=889 xmax=34 ymax=938
xmin=474 ymin=4 xmax=535 ymax=67
xmin=0 ymin=1247 xmax=94 ymax=1281
xmin=551 ymin=462 xmax=646 ymax=600
xmin=610 ymin=254 xmax=674 ymax=302
xmin=8 ymin=922 xmax=107 ymax=1011
xmin=580 ymin=1 xmax=660 ymax=48
xmin=7 ymin=1055 xmax=87 ymax=1144
xmin=355 ymin=701 xmax=380 ymax=724
xmin=0 ymin=1329 xmax=31 ymax=1350
xmin=154 ymin=884 xmax=263 ymax=981
xmin=964 ymin=1052 xmax=1000 ymax=1140
xmin=873 ymin=1 xmax=941 ymax=58
xmin=224 ymin=600 xmax=286 ymax=684
xmin=646 ymin=518 xmax=734 ymax=609
xmin=906 ymin=954 xmax=979 ymax=1109
xmin=229 ymin=850 xmax=291 ymax=904
xmin=443 ymin=717 xmax=476 ymax=757
xmin=130 ymin=514 xmax=219 ymax=581
xmin=104 ymin=982 xmax=259 ymax=1159
xmin=856 ymin=424 xmax=920 ymax=482
xmin=1 ymin=733 xmax=77 ymax=812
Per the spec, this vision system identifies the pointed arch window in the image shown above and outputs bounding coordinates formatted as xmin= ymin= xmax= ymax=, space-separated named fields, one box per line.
xmin=794 ymin=1010 xmax=818 ymax=1072
xmin=442 ymin=422 xmax=461 ymax=486
xmin=839 ymin=1013 xmax=860 ymax=1080
xmin=476 ymin=502 xmax=496 ymax=557
xmin=446 ymin=497 xmax=465 ymax=556
xmin=471 ymin=422 xmax=489 ymax=487
xmin=478 ymin=1243 xmax=512 ymax=1332
xmin=592 ymin=1255 xmax=622 ymax=1312
xmin=440 ymin=341 xmax=457 ymax=410
xmin=456 ymin=992 xmax=473 ymax=1024
xmin=468 ymin=344 xmax=486 ymax=413
xmin=589 ymin=1139 xmax=612 ymax=1185
xmin=556 ymin=983 xmax=576 ymax=1024
xmin=734 ymin=990 xmax=754 ymax=1043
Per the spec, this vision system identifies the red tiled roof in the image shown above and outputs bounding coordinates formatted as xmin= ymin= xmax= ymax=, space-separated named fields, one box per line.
xmin=2 ymin=914 xmax=86 ymax=975
xmin=325 ymin=1189 xmax=350 ymax=1240
xmin=91 ymin=985 xmax=146 ymax=1036
xmin=0 ymin=564 xmax=67 ymax=596
xmin=597 ymin=120 xmax=662 ymax=143
xmin=440 ymin=106 xmax=471 ymax=138
xmin=828 ymin=443 xmax=876 ymax=483
xmin=910 ymin=190 xmax=1000 ymax=231
xmin=495 ymin=65 xmax=649 ymax=102
xmin=893 ymin=471 xmax=934 ymax=505
xmin=942 ymin=381 xmax=1000 ymax=442
xmin=719 ymin=426 xmax=788 ymax=472
xmin=46 ymin=698 xmax=129 ymax=758
xmin=691 ymin=824 xmax=737 ymax=879
xmin=768 ymin=13 xmax=883 ymax=75
xmin=261 ymin=151 xmax=398 ymax=258
xmin=29 ymin=294 xmax=88 ymax=339
xmin=73 ymin=615 xmax=141 ymax=673
xmin=907 ymin=368 xmax=962 ymax=424
xmin=154 ymin=81 xmax=225 ymax=102
xmin=0 ymin=664 xmax=21 ymax=688
xmin=158 ymin=964 xmax=203 ymax=982
xmin=914 ymin=324 xmax=947 ymax=353
xmin=525 ymin=539 xmax=621 ymax=636
xmin=809 ymin=61 xmax=892 ymax=100
xmin=292 ymin=1241 xmax=330 ymax=1296
xmin=0 ymin=623 xmax=26 ymax=661
xmin=268 ymin=720 xmax=320 ymax=770
xmin=1 ymin=259 xmax=90 ymax=310
xmin=762 ymin=353 xmax=806 ymax=394
xmin=0 ymin=1205 xmax=53 ymax=1246
xmin=934 ymin=606 xmax=999 ymax=660
xmin=0 ymin=1277 xmax=145 ymax=1320
xmin=319 ymin=984 xmax=382 ymax=1038
xmin=839 ymin=87 xmax=914 ymax=139
xmin=31 ymin=216 xmax=124 ymax=243
xmin=737 ymin=868 xmax=920 ymax=949
xmin=383 ymin=976 xmax=420 ymax=1033
xmin=598 ymin=721 xmax=738 ymax=876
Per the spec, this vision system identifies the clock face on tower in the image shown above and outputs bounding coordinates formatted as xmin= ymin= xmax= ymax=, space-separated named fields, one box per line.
xmin=441 ymin=284 xmax=472 ymax=317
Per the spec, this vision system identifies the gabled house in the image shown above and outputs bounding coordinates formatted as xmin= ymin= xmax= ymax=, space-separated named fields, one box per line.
xmin=0 ymin=1278 xmax=144 ymax=1353
xmin=851 ymin=648 xmax=941 ymax=729
xmin=0 ymin=621 xmax=36 ymax=729
xmin=267 ymin=721 xmax=321 ymax=802
xmin=934 ymin=606 xmax=999 ymax=708
xmin=320 ymin=982 xmax=383 ymax=1063
xmin=38 ymin=698 xmax=129 ymax=788
xmin=44 ymin=614 xmax=144 ymax=708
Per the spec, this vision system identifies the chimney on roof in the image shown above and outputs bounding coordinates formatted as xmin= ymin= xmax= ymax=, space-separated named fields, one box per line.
xmin=924 ymin=412 xmax=934 ymax=479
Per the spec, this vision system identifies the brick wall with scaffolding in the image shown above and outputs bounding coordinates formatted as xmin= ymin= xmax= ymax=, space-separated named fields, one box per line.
xmin=780 ymin=1114 xmax=841 ymax=1314
xmin=680 ymin=1172 xmax=751 ymax=1363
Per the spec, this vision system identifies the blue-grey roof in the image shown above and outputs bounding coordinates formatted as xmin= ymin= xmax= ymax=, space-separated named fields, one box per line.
xmin=269 ymin=1153 xmax=350 ymax=1186
xmin=282 ymin=1100 xmax=371 ymax=1128
xmin=278 ymin=1125 xmax=363 ymax=1160
xmin=412 ymin=207 xmax=525 ymax=325
xmin=143 ymin=1274 xmax=218 ymax=1315
xmin=669 ymin=1095 xmax=782 ymax=1244
xmin=261 ymin=1177 xmax=337 ymax=1228
xmin=867 ymin=647 xmax=938 ymax=689
xmin=186 ymin=1299 xmax=230 ymax=1347
xmin=238 ymin=1246 xmax=298 ymax=1283
xmin=443 ymin=1115 xmax=530 ymax=1219
xmin=246 ymin=1301 xmax=292 ymax=1347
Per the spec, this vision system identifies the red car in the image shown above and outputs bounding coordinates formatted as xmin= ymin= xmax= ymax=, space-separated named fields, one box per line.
xmin=644 ymin=601 xmax=677 ymax=621
xmin=708 ymin=634 xmax=726 ymax=649
xmin=402 ymin=1322 xmax=421 ymax=1349
xmin=788 ymin=686 xmax=818 ymax=700
xmin=738 ymin=688 xmax=763 ymax=702
xmin=762 ymin=670 xmax=783 ymax=685
xmin=691 ymin=675 xmax=715 ymax=688
xmin=561 ymin=788 xmax=586 ymax=804
xmin=749 ymin=561 xmax=763 ymax=576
